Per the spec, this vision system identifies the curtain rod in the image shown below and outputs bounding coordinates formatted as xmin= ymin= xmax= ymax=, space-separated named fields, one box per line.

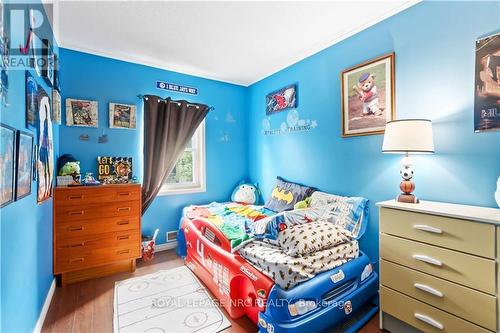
xmin=137 ymin=94 xmax=214 ymax=111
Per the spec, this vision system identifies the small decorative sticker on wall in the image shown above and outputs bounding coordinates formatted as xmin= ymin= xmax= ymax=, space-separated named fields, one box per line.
xmin=262 ymin=109 xmax=317 ymax=135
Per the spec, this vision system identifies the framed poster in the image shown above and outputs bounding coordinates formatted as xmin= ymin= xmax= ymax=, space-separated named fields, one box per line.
xmin=341 ymin=53 xmax=395 ymax=137
xmin=66 ymin=98 xmax=98 ymax=127
xmin=474 ymin=32 xmax=500 ymax=132
xmin=52 ymin=89 xmax=61 ymax=125
xmin=41 ymin=38 xmax=54 ymax=87
xmin=109 ymin=103 xmax=136 ymax=129
xmin=265 ymin=84 xmax=297 ymax=115
xmin=15 ymin=130 xmax=34 ymax=200
xmin=0 ymin=123 xmax=16 ymax=207
xmin=26 ymin=71 xmax=38 ymax=127
xmin=37 ymin=91 xmax=54 ymax=204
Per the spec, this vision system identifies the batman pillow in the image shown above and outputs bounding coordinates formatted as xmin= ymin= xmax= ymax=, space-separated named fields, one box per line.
xmin=265 ymin=177 xmax=316 ymax=212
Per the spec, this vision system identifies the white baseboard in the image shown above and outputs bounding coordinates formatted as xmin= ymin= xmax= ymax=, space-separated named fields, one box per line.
xmin=155 ymin=241 xmax=178 ymax=253
xmin=33 ymin=278 xmax=56 ymax=333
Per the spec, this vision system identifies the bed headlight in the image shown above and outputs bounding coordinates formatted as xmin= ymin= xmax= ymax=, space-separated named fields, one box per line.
xmin=361 ymin=263 xmax=373 ymax=282
xmin=288 ymin=300 xmax=317 ymax=317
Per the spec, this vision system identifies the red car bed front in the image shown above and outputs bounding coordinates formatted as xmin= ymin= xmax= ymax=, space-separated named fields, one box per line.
xmin=181 ymin=217 xmax=274 ymax=324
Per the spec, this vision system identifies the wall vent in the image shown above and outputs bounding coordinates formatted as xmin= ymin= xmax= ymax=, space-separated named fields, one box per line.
xmin=166 ymin=231 xmax=178 ymax=242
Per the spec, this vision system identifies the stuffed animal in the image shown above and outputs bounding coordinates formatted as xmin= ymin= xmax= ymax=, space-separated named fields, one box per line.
xmin=294 ymin=196 xmax=312 ymax=209
xmin=58 ymin=161 xmax=80 ymax=177
xmin=231 ymin=182 xmax=260 ymax=205
xmin=353 ymin=73 xmax=383 ymax=116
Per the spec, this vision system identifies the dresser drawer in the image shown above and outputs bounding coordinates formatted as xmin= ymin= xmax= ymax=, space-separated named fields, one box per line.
xmin=56 ymin=216 xmax=139 ymax=239
xmin=54 ymin=232 xmax=141 ymax=273
xmin=381 ymin=260 xmax=496 ymax=330
xmin=380 ymin=234 xmax=495 ymax=295
xmin=55 ymin=201 xmax=140 ymax=222
xmin=55 ymin=185 xmax=141 ymax=206
xmin=381 ymin=286 xmax=491 ymax=333
xmin=380 ymin=207 xmax=495 ymax=258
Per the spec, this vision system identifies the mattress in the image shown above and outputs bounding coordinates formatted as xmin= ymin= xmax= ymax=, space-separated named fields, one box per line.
xmin=238 ymin=239 xmax=359 ymax=290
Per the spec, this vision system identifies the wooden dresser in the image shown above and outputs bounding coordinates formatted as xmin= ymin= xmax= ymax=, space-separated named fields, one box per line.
xmin=377 ymin=200 xmax=500 ymax=333
xmin=53 ymin=184 xmax=142 ymax=285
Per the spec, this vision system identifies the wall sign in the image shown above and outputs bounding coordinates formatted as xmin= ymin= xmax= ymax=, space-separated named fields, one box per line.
xmin=97 ymin=156 xmax=133 ymax=183
xmin=156 ymin=80 xmax=198 ymax=95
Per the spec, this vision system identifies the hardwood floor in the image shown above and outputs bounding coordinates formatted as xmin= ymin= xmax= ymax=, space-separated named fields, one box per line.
xmin=42 ymin=250 xmax=383 ymax=333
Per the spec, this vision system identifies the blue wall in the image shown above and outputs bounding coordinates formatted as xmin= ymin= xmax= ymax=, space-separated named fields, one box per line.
xmin=59 ymin=49 xmax=249 ymax=244
xmin=0 ymin=2 xmax=59 ymax=332
xmin=247 ymin=1 xmax=500 ymax=263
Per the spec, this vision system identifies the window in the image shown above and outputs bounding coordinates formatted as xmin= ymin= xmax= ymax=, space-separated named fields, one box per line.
xmin=159 ymin=122 xmax=206 ymax=195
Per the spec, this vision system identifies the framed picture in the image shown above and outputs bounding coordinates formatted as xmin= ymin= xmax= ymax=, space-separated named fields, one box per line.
xmin=53 ymin=53 xmax=60 ymax=92
xmin=52 ymin=89 xmax=61 ymax=125
xmin=0 ymin=123 xmax=16 ymax=207
xmin=109 ymin=103 xmax=136 ymax=129
xmin=41 ymin=38 xmax=54 ymax=87
xmin=266 ymin=84 xmax=297 ymax=115
xmin=15 ymin=130 xmax=34 ymax=200
xmin=341 ymin=53 xmax=395 ymax=137
xmin=37 ymin=92 xmax=54 ymax=204
xmin=26 ymin=71 xmax=38 ymax=127
xmin=474 ymin=32 xmax=500 ymax=132
xmin=66 ymin=98 xmax=98 ymax=127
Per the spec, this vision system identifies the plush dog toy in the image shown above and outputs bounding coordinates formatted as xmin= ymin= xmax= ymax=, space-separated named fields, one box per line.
xmin=353 ymin=73 xmax=383 ymax=116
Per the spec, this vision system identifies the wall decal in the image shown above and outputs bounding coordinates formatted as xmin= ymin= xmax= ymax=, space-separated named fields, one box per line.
xmin=266 ymin=84 xmax=297 ymax=115
xmin=218 ymin=132 xmax=230 ymax=143
xmin=474 ymin=32 xmax=499 ymax=132
xmin=262 ymin=110 xmax=317 ymax=136
xmin=65 ymin=98 xmax=98 ymax=127
xmin=341 ymin=53 xmax=395 ymax=137
xmin=156 ymin=80 xmax=197 ymax=95
xmin=225 ymin=112 xmax=236 ymax=123
xmin=109 ymin=103 xmax=136 ymax=129
xmin=79 ymin=134 xmax=89 ymax=141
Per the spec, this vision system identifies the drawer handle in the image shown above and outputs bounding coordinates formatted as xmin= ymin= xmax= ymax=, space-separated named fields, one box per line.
xmin=68 ymin=195 xmax=84 ymax=200
xmin=118 ymin=192 xmax=131 ymax=196
xmin=117 ymin=220 xmax=130 ymax=225
xmin=414 ymin=283 xmax=444 ymax=297
xmin=69 ymin=258 xmax=84 ymax=263
xmin=117 ymin=235 xmax=130 ymax=240
xmin=414 ymin=313 xmax=444 ymax=330
xmin=413 ymin=254 xmax=443 ymax=266
xmin=117 ymin=249 xmax=130 ymax=255
xmin=413 ymin=224 xmax=443 ymax=234
xmin=69 ymin=242 xmax=85 ymax=248
xmin=68 ymin=210 xmax=84 ymax=216
xmin=118 ymin=207 xmax=131 ymax=212
xmin=68 ymin=226 xmax=84 ymax=231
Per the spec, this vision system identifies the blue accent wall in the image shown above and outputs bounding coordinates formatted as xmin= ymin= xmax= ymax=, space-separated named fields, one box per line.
xmin=247 ymin=1 xmax=500 ymax=263
xmin=1 ymin=2 xmax=59 ymax=332
xmin=58 ymin=48 xmax=249 ymax=244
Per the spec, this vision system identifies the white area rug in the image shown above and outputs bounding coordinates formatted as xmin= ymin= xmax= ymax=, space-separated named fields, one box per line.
xmin=114 ymin=266 xmax=231 ymax=333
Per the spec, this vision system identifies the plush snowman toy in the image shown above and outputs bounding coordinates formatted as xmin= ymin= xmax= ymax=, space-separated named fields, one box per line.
xmin=231 ymin=183 xmax=260 ymax=205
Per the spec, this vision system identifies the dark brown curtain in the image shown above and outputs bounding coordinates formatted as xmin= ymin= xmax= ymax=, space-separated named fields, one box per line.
xmin=142 ymin=96 xmax=209 ymax=213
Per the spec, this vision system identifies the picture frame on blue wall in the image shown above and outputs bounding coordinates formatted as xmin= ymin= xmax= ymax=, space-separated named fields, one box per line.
xmin=15 ymin=130 xmax=34 ymax=201
xmin=474 ymin=32 xmax=500 ymax=132
xmin=41 ymin=38 xmax=54 ymax=87
xmin=109 ymin=103 xmax=137 ymax=129
xmin=0 ymin=123 xmax=16 ymax=207
xmin=341 ymin=53 xmax=395 ymax=137
xmin=52 ymin=89 xmax=61 ymax=125
xmin=265 ymin=84 xmax=297 ymax=115
xmin=66 ymin=98 xmax=98 ymax=127
xmin=26 ymin=71 xmax=38 ymax=127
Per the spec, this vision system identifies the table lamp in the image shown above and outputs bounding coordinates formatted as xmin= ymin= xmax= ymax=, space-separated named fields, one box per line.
xmin=382 ymin=119 xmax=434 ymax=203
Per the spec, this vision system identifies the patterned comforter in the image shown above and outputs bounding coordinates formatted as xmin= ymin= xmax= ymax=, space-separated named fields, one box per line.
xmin=237 ymin=240 xmax=359 ymax=290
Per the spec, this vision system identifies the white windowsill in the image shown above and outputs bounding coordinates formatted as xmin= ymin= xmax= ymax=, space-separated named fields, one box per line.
xmin=158 ymin=185 xmax=206 ymax=196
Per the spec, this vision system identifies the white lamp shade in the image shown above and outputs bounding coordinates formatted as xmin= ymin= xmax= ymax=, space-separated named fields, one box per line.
xmin=382 ymin=119 xmax=434 ymax=153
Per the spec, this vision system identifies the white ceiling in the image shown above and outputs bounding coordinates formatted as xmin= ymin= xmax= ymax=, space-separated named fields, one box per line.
xmin=56 ymin=1 xmax=418 ymax=86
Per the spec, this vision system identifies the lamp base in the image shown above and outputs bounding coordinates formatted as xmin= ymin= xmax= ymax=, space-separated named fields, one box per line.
xmin=396 ymin=194 xmax=420 ymax=204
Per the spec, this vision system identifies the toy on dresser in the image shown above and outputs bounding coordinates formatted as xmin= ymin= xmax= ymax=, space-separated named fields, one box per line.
xmin=56 ymin=154 xmax=81 ymax=186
